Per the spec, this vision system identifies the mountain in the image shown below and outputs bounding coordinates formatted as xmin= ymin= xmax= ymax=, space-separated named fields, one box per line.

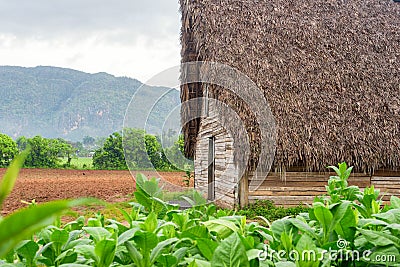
xmin=0 ymin=66 xmax=180 ymax=141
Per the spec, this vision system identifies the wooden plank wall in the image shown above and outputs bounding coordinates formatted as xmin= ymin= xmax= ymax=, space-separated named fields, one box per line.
xmin=371 ymin=176 xmax=400 ymax=201
xmin=249 ymin=172 xmax=400 ymax=207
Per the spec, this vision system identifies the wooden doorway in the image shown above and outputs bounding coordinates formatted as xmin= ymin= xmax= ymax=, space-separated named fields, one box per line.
xmin=208 ymin=137 xmax=215 ymax=200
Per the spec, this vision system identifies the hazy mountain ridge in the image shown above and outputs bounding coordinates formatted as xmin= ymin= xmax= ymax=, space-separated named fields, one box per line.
xmin=0 ymin=66 xmax=180 ymax=141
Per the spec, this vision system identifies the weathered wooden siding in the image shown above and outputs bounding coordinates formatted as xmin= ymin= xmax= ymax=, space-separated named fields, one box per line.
xmin=249 ymin=172 xmax=400 ymax=207
xmin=371 ymin=176 xmax=400 ymax=202
xmin=194 ymin=101 xmax=238 ymax=208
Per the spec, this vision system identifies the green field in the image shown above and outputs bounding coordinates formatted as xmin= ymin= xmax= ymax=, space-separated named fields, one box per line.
xmin=60 ymin=157 xmax=93 ymax=169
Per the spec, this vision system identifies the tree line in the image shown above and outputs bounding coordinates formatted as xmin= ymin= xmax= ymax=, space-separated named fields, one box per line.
xmin=0 ymin=134 xmax=74 ymax=168
xmin=92 ymin=128 xmax=189 ymax=171
xmin=0 ymin=129 xmax=191 ymax=171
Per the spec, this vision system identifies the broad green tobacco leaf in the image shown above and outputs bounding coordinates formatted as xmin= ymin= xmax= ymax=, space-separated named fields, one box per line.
xmin=0 ymin=150 xmax=29 ymax=208
xmin=0 ymin=199 xmax=93 ymax=257
xmin=211 ymin=232 xmax=249 ymax=267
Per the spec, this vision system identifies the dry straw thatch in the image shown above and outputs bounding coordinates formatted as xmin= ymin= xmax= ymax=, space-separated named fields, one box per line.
xmin=180 ymin=0 xmax=400 ymax=173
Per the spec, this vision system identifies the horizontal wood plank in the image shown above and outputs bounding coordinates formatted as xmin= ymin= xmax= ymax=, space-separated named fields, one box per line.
xmin=372 ymin=177 xmax=400 ymax=181
xmin=249 ymin=172 xmax=400 ymax=207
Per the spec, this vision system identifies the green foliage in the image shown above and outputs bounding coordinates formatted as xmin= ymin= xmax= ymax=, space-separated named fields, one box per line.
xmin=257 ymin=162 xmax=400 ymax=266
xmin=134 ymin=173 xmax=164 ymax=213
xmin=0 ymin=172 xmax=269 ymax=267
xmin=94 ymin=129 xmax=192 ymax=171
xmin=325 ymin=162 xmax=359 ymax=203
xmin=93 ymin=132 xmax=127 ymax=170
xmin=14 ymin=135 xmax=96 ymax=170
xmin=60 ymin=157 xmax=93 ymax=169
xmin=0 ymin=133 xmax=18 ymax=168
xmin=0 ymin=149 xmax=29 ymax=209
xmin=164 ymin=135 xmax=193 ymax=171
xmin=0 ymin=199 xmax=92 ymax=258
xmin=0 ymin=151 xmax=94 ymax=258
xmin=93 ymin=129 xmax=166 ymax=170
xmin=144 ymin=134 xmax=164 ymax=169
xmin=211 ymin=232 xmax=249 ymax=267
xmin=2 ymin=162 xmax=400 ymax=267
xmin=123 ymin=128 xmax=171 ymax=170
xmin=237 ymin=200 xmax=309 ymax=222
xmin=19 ymin=136 xmax=76 ymax=168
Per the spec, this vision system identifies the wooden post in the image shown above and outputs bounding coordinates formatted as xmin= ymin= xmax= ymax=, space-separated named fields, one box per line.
xmin=239 ymin=172 xmax=249 ymax=208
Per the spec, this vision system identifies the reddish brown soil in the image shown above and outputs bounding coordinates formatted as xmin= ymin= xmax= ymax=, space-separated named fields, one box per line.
xmin=0 ymin=169 xmax=187 ymax=215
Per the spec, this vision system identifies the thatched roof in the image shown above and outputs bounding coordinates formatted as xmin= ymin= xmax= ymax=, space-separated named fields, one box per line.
xmin=180 ymin=0 xmax=400 ymax=173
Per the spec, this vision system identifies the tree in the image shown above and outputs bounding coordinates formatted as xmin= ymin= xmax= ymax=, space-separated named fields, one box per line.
xmin=54 ymin=138 xmax=76 ymax=167
xmin=164 ymin=135 xmax=193 ymax=171
xmin=83 ymin=136 xmax=95 ymax=147
xmin=92 ymin=132 xmax=127 ymax=170
xmin=145 ymin=134 xmax=164 ymax=169
xmin=0 ymin=133 xmax=18 ymax=167
xmin=123 ymin=128 xmax=164 ymax=170
xmin=123 ymin=128 xmax=147 ymax=169
xmin=23 ymin=136 xmax=75 ymax=168
xmin=24 ymin=136 xmax=52 ymax=167
xmin=92 ymin=129 xmax=189 ymax=170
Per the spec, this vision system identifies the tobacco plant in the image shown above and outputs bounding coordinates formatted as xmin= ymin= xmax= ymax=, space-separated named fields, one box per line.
xmin=1 ymin=161 xmax=400 ymax=266
xmin=0 ymin=151 xmax=94 ymax=259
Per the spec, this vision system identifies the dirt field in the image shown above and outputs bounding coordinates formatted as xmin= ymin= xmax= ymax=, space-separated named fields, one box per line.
xmin=0 ymin=169 xmax=187 ymax=215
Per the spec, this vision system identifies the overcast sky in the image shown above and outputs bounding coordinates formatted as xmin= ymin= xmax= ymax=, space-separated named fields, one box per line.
xmin=0 ymin=0 xmax=181 ymax=83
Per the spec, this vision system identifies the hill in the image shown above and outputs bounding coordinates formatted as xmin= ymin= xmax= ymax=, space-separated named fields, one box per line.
xmin=0 ymin=66 xmax=180 ymax=141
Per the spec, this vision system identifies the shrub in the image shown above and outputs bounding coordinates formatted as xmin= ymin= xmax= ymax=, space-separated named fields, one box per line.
xmin=237 ymin=200 xmax=309 ymax=222
xmin=93 ymin=132 xmax=127 ymax=170
xmin=0 ymin=133 xmax=18 ymax=168
xmin=17 ymin=136 xmax=75 ymax=168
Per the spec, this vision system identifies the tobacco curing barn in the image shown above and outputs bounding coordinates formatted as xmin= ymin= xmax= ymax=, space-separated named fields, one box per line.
xmin=180 ymin=0 xmax=400 ymax=207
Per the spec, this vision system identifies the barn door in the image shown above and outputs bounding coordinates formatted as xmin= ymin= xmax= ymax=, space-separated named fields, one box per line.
xmin=208 ymin=137 xmax=215 ymax=200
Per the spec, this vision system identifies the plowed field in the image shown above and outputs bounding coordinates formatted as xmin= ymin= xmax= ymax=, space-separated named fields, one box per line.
xmin=0 ymin=169 xmax=187 ymax=215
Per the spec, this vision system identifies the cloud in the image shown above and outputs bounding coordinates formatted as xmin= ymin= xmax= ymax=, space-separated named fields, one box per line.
xmin=0 ymin=0 xmax=181 ymax=81
xmin=0 ymin=0 xmax=179 ymax=38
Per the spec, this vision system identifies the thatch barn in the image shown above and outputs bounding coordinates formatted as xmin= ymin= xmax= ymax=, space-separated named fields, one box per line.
xmin=180 ymin=0 xmax=400 ymax=207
